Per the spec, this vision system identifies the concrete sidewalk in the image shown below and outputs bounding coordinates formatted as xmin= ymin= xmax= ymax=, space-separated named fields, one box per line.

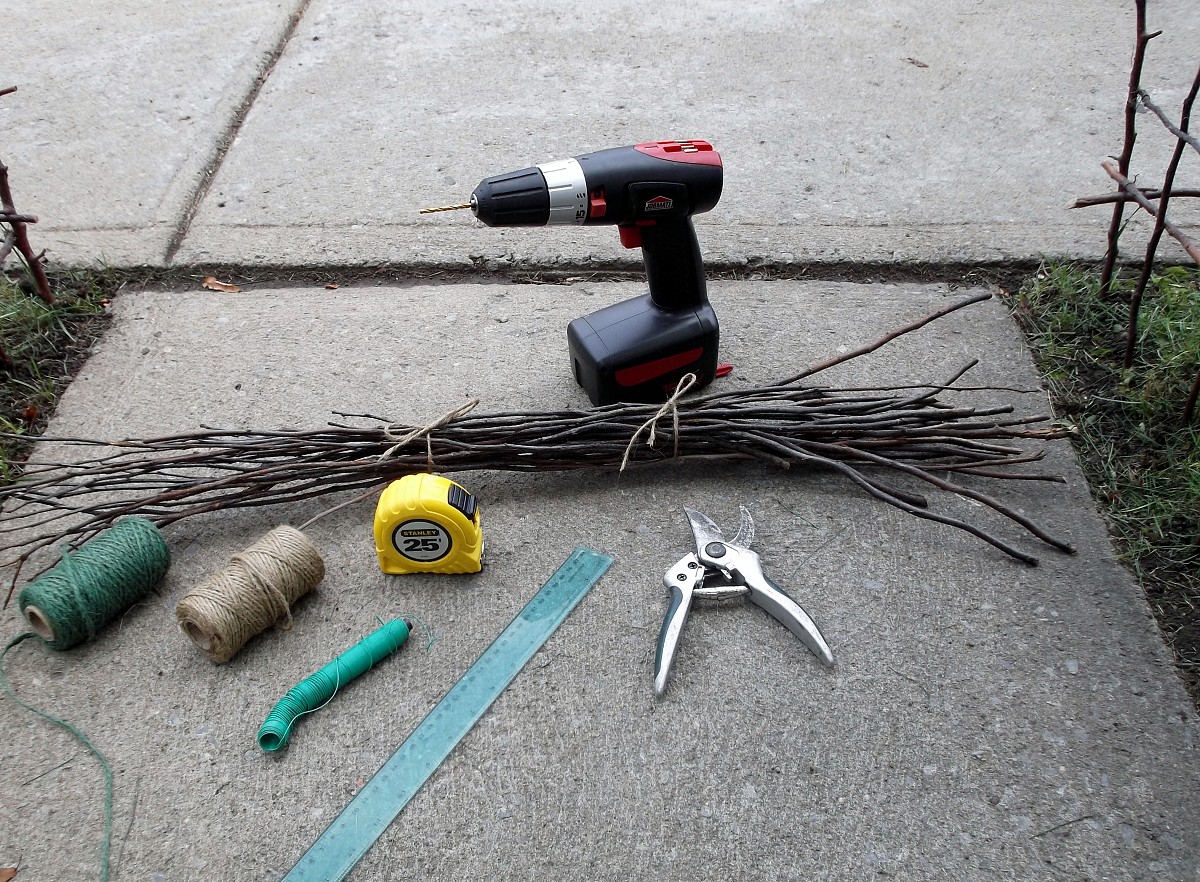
xmin=2 ymin=2 xmax=1199 ymax=882
xmin=5 ymin=0 xmax=1198 ymax=268
xmin=2 ymin=282 xmax=1198 ymax=882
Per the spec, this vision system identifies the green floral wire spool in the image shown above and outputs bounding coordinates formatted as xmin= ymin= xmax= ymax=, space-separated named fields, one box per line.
xmin=258 ymin=617 xmax=412 ymax=751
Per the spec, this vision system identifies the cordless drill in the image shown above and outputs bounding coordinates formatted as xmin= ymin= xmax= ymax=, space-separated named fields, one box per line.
xmin=426 ymin=140 xmax=724 ymax=406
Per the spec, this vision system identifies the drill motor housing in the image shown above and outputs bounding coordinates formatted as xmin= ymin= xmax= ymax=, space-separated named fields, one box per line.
xmin=469 ymin=140 xmax=723 ymax=405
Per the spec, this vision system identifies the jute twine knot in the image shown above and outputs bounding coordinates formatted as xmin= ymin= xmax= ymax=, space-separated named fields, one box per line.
xmin=620 ymin=373 xmax=698 ymax=472
xmin=379 ymin=399 xmax=479 ymax=470
xmin=175 ymin=526 xmax=325 ymax=664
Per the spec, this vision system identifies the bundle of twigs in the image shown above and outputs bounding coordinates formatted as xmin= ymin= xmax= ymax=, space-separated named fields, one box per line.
xmin=0 ymin=293 xmax=1075 ymax=600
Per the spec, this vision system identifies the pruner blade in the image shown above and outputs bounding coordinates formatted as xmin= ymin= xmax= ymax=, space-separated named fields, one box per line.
xmin=683 ymin=506 xmax=725 ymax=551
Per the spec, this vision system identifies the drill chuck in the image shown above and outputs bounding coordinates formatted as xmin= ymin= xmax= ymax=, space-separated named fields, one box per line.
xmin=469 ymin=166 xmax=550 ymax=226
xmin=470 ymin=157 xmax=590 ymax=226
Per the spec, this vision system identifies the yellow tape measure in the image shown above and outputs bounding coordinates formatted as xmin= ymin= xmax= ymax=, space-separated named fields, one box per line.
xmin=374 ymin=474 xmax=483 ymax=574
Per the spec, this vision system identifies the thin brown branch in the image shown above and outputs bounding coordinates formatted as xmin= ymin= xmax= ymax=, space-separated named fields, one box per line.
xmin=1070 ymin=188 xmax=1200 ymax=209
xmin=0 ymin=160 xmax=54 ymax=305
xmin=1122 ymin=64 xmax=1200 ymax=368
xmin=1100 ymin=162 xmax=1200 ymax=265
xmin=1185 ymin=368 xmax=1200 ymax=424
xmin=1101 ymin=0 xmax=1160 ymax=295
xmin=1139 ymin=87 xmax=1200 ymax=155
xmin=775 ymin=291 xmax=992 ymax=385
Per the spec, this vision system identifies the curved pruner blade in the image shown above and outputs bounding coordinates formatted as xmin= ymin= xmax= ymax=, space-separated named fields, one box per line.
xmin=730 ymin=505 xmax=755 ymax=550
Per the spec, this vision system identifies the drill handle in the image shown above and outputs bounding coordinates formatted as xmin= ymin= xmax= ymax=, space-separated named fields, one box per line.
xmin=637 ymin=216 xmax=708 ymax=311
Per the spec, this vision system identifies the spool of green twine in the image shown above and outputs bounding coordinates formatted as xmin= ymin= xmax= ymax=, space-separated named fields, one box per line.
xmin=18 ymin=517 xmax=170 ymax=650
xmin=258 ymin=617 xmax=411 ymax=752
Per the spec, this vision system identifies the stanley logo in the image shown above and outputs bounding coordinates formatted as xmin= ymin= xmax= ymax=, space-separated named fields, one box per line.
xmin=644 ymin=196 xmax=673 ymax=212
xmin=401 ymin=528 xmax=439 ymax=537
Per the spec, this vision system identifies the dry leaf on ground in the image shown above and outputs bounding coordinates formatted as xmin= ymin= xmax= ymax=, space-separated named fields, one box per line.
xmin=202 ymin=276 xmax=240 ymax=293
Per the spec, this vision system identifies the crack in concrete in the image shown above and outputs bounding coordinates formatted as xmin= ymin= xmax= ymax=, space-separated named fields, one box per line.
xmin=162 ymin=0 xmax=314 ymax=265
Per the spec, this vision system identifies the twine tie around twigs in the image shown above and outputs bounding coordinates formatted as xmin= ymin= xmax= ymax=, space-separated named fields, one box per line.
xmin=620 ymin=373 xmax=698 ymax=472
xmin=379 ymin=399 xmax=479 ymax=469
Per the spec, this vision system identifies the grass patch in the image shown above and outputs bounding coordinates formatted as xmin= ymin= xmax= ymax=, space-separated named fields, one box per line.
xmin=1010 ymin=263 xmax=1200 ymax=701
xmin=0 ymin=269 xmax=113 ymax=479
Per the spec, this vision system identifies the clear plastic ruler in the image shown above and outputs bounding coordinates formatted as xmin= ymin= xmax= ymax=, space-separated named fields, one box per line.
xmin=281 ymin=547 xmax=614 ymax=882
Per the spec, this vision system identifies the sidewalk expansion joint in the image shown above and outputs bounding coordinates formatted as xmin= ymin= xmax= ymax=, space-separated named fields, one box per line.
xmin=163 ymin=0 xmax=314 ymax=265
xmin=55 ymin=259 xmax=1081 ymax=294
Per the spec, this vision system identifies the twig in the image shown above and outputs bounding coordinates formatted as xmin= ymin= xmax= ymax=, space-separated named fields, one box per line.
xmin=21 ymin=753 xmax=76 ymax=785
xmin=1069 ymin=187 xmax=1200 ymax=208
xmin=1100 ymin=162 xmax=1200 ymax=265
xmin=1185 ymin=368 xmax=1200 ymax=424
xmin=1100 ymin=0 xmax=1160 ymax=295
xmin=0 ymin=160 xmax=54 ymax=305
xmin=1030 ymin=814 xmax=1096 ymax=839
xmin=775 ymin=291 xmax=992 ymax=385
xmin=111 ymin=777 xmax=141 ymax=882
xmin=1124 ymin=65 xmax=1200 ymax=368
xmin=1139 ymin=88 xmax=1200 ymax=155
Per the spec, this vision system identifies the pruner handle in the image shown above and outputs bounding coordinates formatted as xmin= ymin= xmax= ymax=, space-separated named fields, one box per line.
xmin=738 ymin=555 xmax=835 ymax=667
xmin=654 ymin=554 xmax=701 ymax=696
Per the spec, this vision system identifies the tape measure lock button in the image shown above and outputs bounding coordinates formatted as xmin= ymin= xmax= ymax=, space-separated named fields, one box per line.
xmin=374 ymin=474 xmax=483 ymax=575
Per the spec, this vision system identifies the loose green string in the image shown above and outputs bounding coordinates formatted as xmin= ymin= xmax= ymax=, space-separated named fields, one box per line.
xmin=1 ymin=633 xmax=114 ymax=881
xmin=1 ymin=517 xmax=170 ymax=881
xmin=258 ymin=618 xmax=412 ymax=751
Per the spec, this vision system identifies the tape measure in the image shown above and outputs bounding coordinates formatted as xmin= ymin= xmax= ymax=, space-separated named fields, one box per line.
xmin=280 ymin=547 xmax=614 ymax=882
xmin=374 ymin=474 xmax=483 ymax=574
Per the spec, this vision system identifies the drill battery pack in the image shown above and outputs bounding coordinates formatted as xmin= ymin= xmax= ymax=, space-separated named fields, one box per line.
xmin=567 ymin=294 xmax=719 ymax=405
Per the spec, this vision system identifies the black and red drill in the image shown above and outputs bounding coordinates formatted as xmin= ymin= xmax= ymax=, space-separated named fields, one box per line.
xmin=422 ymin=140 xmax=725 ymax=406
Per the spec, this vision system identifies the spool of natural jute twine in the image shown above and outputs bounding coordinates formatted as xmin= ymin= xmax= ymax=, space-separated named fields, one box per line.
xmin=175 ymin=525 xmax=325 ymax=663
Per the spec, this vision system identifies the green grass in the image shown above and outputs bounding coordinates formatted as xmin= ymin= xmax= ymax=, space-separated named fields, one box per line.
xmin=1010 ymin=263 xmax=1200 ymax=699
xmin=0 ymin=269 xmax=112 ymax=479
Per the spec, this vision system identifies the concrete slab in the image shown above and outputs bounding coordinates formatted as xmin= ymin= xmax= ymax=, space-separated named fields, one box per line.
xmin=2 ymin=0 xmax=304 ymax=266
xmin=2 ymin=281 xmax=1197 ymax=880
xmin=176 ymin=0 xmax=1200 ymax=269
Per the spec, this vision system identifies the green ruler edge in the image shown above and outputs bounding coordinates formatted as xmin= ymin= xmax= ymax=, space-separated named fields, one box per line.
xmin=281 ymin=546 xmax=614 ymax=882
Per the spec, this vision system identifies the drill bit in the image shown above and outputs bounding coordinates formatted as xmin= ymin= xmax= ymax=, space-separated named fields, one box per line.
xmin=418 ymin=202 xmax=472 ymax=214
